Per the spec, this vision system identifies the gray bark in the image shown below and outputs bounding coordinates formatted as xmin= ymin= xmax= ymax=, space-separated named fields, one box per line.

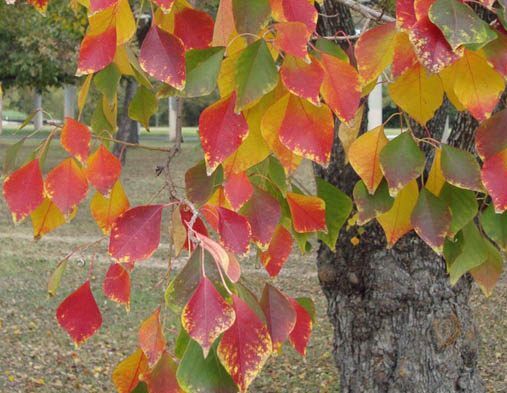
xmin=0 ymin=83 xmax=3 ymax=134
xmin=314 ymin=2 xmax=484 ymax=392
xmin=33 ymin=90 xmax=43 ymax=129
xmin=113 ymin=78 xmax=139 ymax=164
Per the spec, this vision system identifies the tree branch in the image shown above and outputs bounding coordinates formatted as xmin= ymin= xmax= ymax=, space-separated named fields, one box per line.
xmin=334 ymin=0 xmax=395 ymax=23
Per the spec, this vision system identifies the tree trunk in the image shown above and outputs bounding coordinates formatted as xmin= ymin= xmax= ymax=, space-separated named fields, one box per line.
xmin=33 ymin=89 xmax=43 ymax=130
xmin=113 ymin=78 xmax=139 ymax=164
xmin=314 ymin=2 xmax=484 ymax=392
xmin=0 ymin=83 xmax=3 ymax=134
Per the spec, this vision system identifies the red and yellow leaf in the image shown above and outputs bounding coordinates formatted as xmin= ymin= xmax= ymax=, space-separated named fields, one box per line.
xmin=77 ymin=26 xmax=116 ymax=75
xmin=280 ymin=55 xmax=323 ymax=106
xmin=217 ymin=295 xmax=272 ymax=392
xmin=45 ymin=158 xmax=88 ymax=216
xmin=223 ymin=171 xmax=253 ymax=211
xmin=112 ymin=348 xmax=149 ymax=393
xmin=355 ymin=22 xmax=397 ymax=86
xmin=56 ymin=280 xmax=102 ymax=346
xmin=274 ymin=21 xmax=310 ymax=60
xmin=319 ymin=53 xmax=361 ymax=123
xmin=260 ymin=225 xmax=293 ymax=277
xmin=260 ymin=284 xmax=296 ymax=350
xmin=199 ymin=93 xmax=249 ymax=174
xmin=3 ymin=159 xmax=44 ymax=223
xmin=152 ymin=0 xmax=175 ymax=13
xmin=281 ymin=0 xmax=317 ymax=32
xmin=288 ymin=297 xmax=312 ymax=356
xmin=109 ymin=205 xmax=164 ymax=263
xmin=286 ymin=192 xmax=327 ymax=233
xmin=392 ymin=32 xmax=418 ymax=78
xmin=217 ymin=207 xmax=251 ymax=255
xmin=396 ymin=0 xmax=417 ymax=29
xmin=90 ymin=180 xmax=130 ymax=234
xmin=86 ymin=145 xmax=122 ymax=195
xmin=30 ymin=198 xmax=69 ymax=239
xmin=60 ymin=118 xmax=91 ymax=163
xmin=182 ymin=276 xmax=236 ymax=357
xmin=377 ymin=180 xmax=419 ymax=247
xmin=139 ymin=307 xmax=167 ymax=366
xmin=103 ymin=262 xmax=131 ymax=308
xmin=475 ymin=108 xmax=507 ymax=160
xmin=140 ymin=351 xmax=182 ymax=393
xmin=482 ymin=148 xmax=507 ymax=213
xmin=348 ymin=126 xmax=389 ymax=194
xmin=139 ymin=25 xmax=186 ymax=89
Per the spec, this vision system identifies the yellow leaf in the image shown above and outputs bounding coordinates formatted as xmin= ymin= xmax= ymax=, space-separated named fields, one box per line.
xmin=31 ymin=198 xmax=72 ymax=239
xmin=388 ymin=63 xmax=444 ymax=125
xmin=102 ymin=95 xmax=117 ymax=131
xmin=218 ymin=37 xmax=247 ymax=98
xmin=348 ymin=125 xmax=388 ymax=194
xmin=377 ymin=180 xmax=419 ymax=247
xmin=90 ymin=181 xmax=130 ymax=234
xmin=338 ymin=106 xmax=364 ymax=164
xmin=438 ymin=66 xmax=465 ymax=111
xmin=114 ymin=45 xmax=134 ymax=75
xmin=78 ymin=74 xmax=93 ymax=119
xmin=447 ymin=50 xmax=504 ymax=121
xmin=425 ymin=148 xmax=445 ymax=196
xmin=116 ymin=0 xmax=136 ymax=45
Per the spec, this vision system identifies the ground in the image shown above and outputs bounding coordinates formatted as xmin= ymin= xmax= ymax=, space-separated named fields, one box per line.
xmin=0 ymin=132 xmax=505 ymax=393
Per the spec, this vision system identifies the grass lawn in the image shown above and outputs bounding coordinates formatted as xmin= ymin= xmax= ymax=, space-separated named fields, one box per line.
xmin=0 ymin=135 xmax=505 ymax=392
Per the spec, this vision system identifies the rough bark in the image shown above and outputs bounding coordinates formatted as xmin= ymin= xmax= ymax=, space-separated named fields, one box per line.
xmin=314 ymin=2 xmax=484 ymax=392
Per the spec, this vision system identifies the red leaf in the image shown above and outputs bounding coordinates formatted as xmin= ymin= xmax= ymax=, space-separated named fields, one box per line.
xmin=414 ymin=0 xmax=434 ymax=19
xmin=139 ymin=307 xmax=166 ymax=366
xmin=174 ymin=7 xmax=214 ymax=50
xmin=140 ymin=352 xmax=182 ymax=393
xmin=28 ymin=0 xmax=48 ymax=12
xmin=409 ymin=16 xmax=459 ymax=73
xmin=475 ymin=108 xmax=507 ymax=160
xmin=260 ymin=284 xmax=296 ymax=350
xmin=217 ymin=295 xmax=272 ymax=392
xmin=241 ymin=188 xmax=281 ymax=248
xmin=282 ymin=0 xmax=317 ymax=32
xmin=286 ymin=192 xmax=327 ymax=233
xmin=139 ymin=26 xmax=186 ymax=89
xmin=152 ymin=0 xmax=175 ymax=13
xmin=109 ymin=205 xmax=164 ymax=263
xmin=482 ymin=148 xmax=507 ymax=213
xmin=288 ymin=297 xmax=312 ymax=356
xmin=3 ymin=159 xmax=44 ymax=223
xmin=86 ymin=145 xmax=122 ymax=195
xmin=103 ymin=263 xmax=131 ymax=308
xmin=223 ymin=171 xmax=253 ymax=211
xmin=199 ymin=93 xmax=249 ymax=174
xmin=182 ymin=276 xmax=236 ymax=357
xmin=260 ymin=225 xmax=293 ymax=277
xmin=45 ymin=158 xmax=88 ymax=216
xmin=278 ymin=93 xmax=334 ymax=166
xmin=396 ymin=0 xmax=417 ymax=29
xmin=112 ymin=348 xmax=149 ymax=393
xmin=319 ymin=53 xmax=361 ymax=123
xmin=280 ymin=55 xmax=323 ymax=106
xmin=217 ymin=207 xmax=251 ymax=254
xmin=77 ymin=27 xmax=116 ymax=75
xmin=90 ymin=0 xmax=116 ymax=12
xmin=56 ymin=281 xmax=102 ymax=345
xmin=274 ymin=21 xmax=310 ymax=60
xmin=392 ymin=32 xmax=418 ymax=78
xmin=60 ymin=118 xmax=91 ymax=163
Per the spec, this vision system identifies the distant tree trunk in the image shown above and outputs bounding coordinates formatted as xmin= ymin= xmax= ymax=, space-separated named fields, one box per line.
xmin=63 ymin=84 xmax=76 ymax=119
xmin=113 ymin=78 xmax=139 ymax=164
xmin=0 ymin=83 xmax=3 ymax=134
xmin=314 ymin=2 xmax=484 ymax=392
xmin=33 ymin=89 xmax=43 ymax=129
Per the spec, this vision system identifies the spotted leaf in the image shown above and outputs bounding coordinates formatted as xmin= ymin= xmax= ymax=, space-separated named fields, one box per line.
xmin=139 ymin=307 xmax=166 ymax=366
xmin=280 ymin=55 xmax=323 ymax=106
xmin=77 ymin=27 xmax=116 ymax=75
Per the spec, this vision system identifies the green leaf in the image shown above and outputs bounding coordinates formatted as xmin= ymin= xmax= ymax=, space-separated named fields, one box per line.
xmin=470 ymin=239 xmax=503 ymax=297
xmin=295 ymin=297 xmax=316 ymax=323
xmin=177 ymin=340 xmax=238 ymax=393
xmin=184 ymin=47 xmax=225 ymax=97
xmin=185 ymin=161 xmax=218 ymax=207
xmin=447 ymin=222 xmax=488 ymax=285
xmin=94 ymin=64 xmax=121 ymax=104
xmin=128 ymin=85 xmax=158 ymax=130
xmin=439 ymin=183 xmax=478 ymax=238
xmin=429 ymin=0 xmax=497 ymax=51
xmin=379 ymin=131 xmax=425 ymax=197
xmin=441 ymin=144 xmax=483 ymax=192
xmin=232 ymin=0 xmax=270 ymax=35
xmin=174 ymin=326 xmax=191 ymax=359
xmin=316 ymin=177 xmax=352 ymax=250
xmin=235 ymin=39 xmax=279 ymax=111
xmin=353 ymin=180 xmax=394 ymax=225
xmin=480 ymin=204 xmax=507 ymax=251
xmin=268 ymin=156 xmax=287 ymax=196
xmin=131 ymin=382 xmax=149 ymax=393
xmin=411 ymin=188 xmax=451 ymax=254
xmin=47 ymin=260 xmax=67 ymax=297
xmin=127 ymin=47 xmax=153 ymax=89
xmin=314 ymin=39 xmax=349 ymax=62
xmin=3 ymin=138 xmax=25 ymax=176
xmin=91 ymin=101 xmax=113 ymax=147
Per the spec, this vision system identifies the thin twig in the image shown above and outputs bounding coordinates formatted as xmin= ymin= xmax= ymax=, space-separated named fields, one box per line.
xmin=335 ymin=0 xmax=395 ymax=22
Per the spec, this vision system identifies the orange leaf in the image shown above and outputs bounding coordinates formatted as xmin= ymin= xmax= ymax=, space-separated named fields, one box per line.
xmin=30 ymin=198 xmax=69 ymax=239
xmin=139 ymin=307 xmax=166 ymax=366
xmin=86 ymin=145 xmax=122 ymax=195
xmin=260 ymin=225 xmax=293 ymax=277
xmin=112 ymin=348 xmax=149 ymax=393
xmin=56 ymin=281 xmax=102 ymax=346
xmin=392 ymin=31 xmax=418 ymax=78
xmin=45 ymin=158 xmax=88 ymax=216
xmin=273 ymin=21 xmax=310 ymax=60
xmin=60 ymin=118 xmax=91 ymax=163
xmin=286 ymin=192 xmax=327 ymax=233
xmin=348 ymin=126 xmax=389 ymax=194
xmin=77 ymin=26 xmax=116 ymax=76
xmin=280 ymin=55 xmax=323 ymax=106
xmin=103 ymin=262 xmax=131 ymax=308
xmin=90 ymin=180 xmax=130 ymax=234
